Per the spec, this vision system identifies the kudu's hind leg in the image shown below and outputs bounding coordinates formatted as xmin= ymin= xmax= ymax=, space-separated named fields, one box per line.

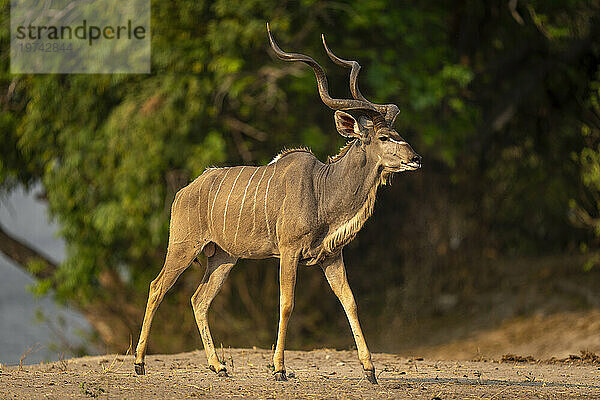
xmin=321 ymin=254 xmax=377 ymax=384
xmin=191 ymin=245 xmax=237 ymax=376
xmin=134 ymin=240 xmax=202 ymax=375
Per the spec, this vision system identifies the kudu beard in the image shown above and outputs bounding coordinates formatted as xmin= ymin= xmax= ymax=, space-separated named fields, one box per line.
xmin=15 ymin=19 xmax=146 ymax=46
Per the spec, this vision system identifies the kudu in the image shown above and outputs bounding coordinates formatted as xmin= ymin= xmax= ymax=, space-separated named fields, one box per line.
xmin=134 ymin=23 xmax=421 ymax=384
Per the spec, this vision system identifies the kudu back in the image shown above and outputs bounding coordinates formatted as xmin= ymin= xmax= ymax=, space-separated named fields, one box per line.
xmin=134 ymin=23 xmax=421 ymax=384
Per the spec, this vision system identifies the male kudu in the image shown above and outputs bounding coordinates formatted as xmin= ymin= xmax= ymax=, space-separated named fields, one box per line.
xmin=134 ymin=23 xmax=421 ymax=384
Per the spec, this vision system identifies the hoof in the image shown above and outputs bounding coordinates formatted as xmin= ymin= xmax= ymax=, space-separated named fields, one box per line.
xmin=134 ymin=362 xmax=145 ymax=375
xmin=274 ymin=370 xmax=287 ymax=381
xmin=364 ymin=368 xmax=378 ymax=384
xmin=209 ymin=365 xmax=228 ymax=377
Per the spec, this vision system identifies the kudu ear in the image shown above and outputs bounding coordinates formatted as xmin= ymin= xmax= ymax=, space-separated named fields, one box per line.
xmin=334 ymin=111 xmax=363 ymax=138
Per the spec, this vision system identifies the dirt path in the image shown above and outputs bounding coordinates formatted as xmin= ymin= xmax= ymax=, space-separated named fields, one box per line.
xmin=1 ymin=348 xmax=599 ymax=399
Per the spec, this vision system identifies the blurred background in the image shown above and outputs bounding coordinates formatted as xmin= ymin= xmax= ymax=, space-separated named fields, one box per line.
xmin=1 ymin=0 xmax=600 ymax=365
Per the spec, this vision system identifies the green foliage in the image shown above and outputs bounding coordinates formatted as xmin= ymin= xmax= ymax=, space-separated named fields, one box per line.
xmin=571 ymin=69 xmax=600 ymax=267
xmin=581 ymin=146 xmax=600 ymax=194
xmin=28 ymin=278 xmax=52 ymax=298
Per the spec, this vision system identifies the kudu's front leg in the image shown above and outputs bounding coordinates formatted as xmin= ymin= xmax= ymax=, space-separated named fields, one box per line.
xmin=321 ymin=253 xmax=377 ymax=384
xmin=272 ymin=251 xmax=299 ymax=381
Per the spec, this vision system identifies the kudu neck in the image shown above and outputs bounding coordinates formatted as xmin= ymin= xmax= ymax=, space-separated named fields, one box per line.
xmin=318 ymin=141 xmax=382 ymax=225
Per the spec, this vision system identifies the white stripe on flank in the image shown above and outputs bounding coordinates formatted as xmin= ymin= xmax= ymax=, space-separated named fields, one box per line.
xmin=186 ymin=188 xmax=191 ymax=229
xmin=251 ymin=167 xmax=268 ymax=234
xmin=186 ymin=171 xmax=212 ymax=235
xmin=223 ymin=167 xmax=246 ymax=238
xmin=198 ymin=181 xmax=203 ymax=228
xmin=190 ymin=173 xmax=211 ymax=236
xmin=170 ymin=191 xmax=182 ymax=242
xmin=210 ymin=168 xmax=231 ymax=235
xmin=194 ymin=172 xmax=211 ymax=220
xmin=264 ymin=163 xmax=277 ymax=239
xmin=206 ymin=172 xmax=219 ymax=236
xmin=234 ymin=167 xmax=259 ymax=247
xmin=172 ymin=191 xmax=181 ymax=214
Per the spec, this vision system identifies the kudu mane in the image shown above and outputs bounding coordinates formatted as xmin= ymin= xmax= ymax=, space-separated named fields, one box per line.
xmin=269 ymin=139 xmax=356 ymax=166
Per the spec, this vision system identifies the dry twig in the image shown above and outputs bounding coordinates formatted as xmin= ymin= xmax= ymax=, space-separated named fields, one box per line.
xmin=19 ymin=343 xmax=41 ymax=371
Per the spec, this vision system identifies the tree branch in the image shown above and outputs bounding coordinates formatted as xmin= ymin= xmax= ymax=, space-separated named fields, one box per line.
xmin=223 ymin=116 xmax=268 ymax=141
xmin=0 ymin=222 xmax=57 ymax=279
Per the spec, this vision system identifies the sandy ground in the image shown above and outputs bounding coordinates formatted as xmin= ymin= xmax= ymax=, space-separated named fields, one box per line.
xmin=414 ymin=310 xmax=600 ymax=362
xmin=1 ymin=348 xmax=600 ymax=399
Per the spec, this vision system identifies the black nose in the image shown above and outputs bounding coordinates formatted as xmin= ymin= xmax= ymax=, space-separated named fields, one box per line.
xmin=411 ymin=155 xmax=422 ymax=165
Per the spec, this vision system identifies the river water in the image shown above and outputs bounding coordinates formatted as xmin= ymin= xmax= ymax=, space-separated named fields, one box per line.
xmin=0 ymin=185 xmax=93 ymax=365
